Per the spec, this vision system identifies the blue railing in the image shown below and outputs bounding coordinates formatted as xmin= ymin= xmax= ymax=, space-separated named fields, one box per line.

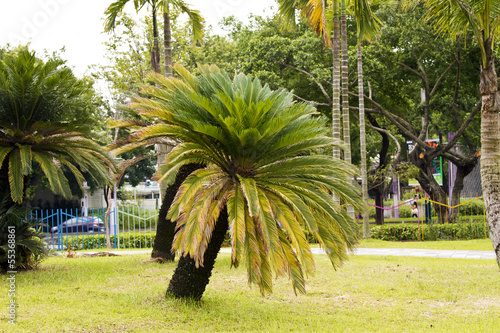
xmin=32 ymin=208 xmax=118 ymax=251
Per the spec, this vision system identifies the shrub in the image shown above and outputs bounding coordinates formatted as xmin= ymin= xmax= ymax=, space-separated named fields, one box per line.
xmin=61 ymin=231 xmax=156 ymax=250
xmin=0 ymin=203 xmax=47 ymax=272
xmin=370 ymin=222 xmax=489 ymax=241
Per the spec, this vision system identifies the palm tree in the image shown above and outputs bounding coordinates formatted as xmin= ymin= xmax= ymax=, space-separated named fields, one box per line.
xmin=157 ymin=0 xmax=204 ymax=77
xmin=127 ymin=64 xmax=363 ymax=299
xmin=353 ymin=0 xmax=382 ymax=237
xmin=415 ymin=0 xmax=500 ymax=267
xmin=0 ymin=48 xmax=114 ymax=205
xmin=278 ymin=0 xmax=343 ymax=160
xmin=105 ymin=0 xmax=204 ymax=261
xmin=278 ymin=0 xmax=382 ymax=232
xmin=105 ymin=0 xmax=162 ymax=73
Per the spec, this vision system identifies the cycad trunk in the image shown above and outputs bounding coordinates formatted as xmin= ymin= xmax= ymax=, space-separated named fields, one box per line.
xmin=152 ymin=163 xmax=203 ymax=261
xmin=166 ymin=208 xmax=229 ymax=300
xmin=479 ymin=40 xmax=500 ymax=267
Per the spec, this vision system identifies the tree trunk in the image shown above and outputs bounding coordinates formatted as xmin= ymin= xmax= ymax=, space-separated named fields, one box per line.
xmin=163 ymin=10 xmax=173 ymax=77
xmin=479 ymin=39 xmax=500 ymax=267
xmin=151 ymin=5 xmax=161 ymax=74
xmin=152 ymin=163 xmax=203 ymax=261
xmin=357 ymin=45 xmax=370 ymax=235
xmin=332 ymin=3 xmax=341 ymax=160
xmin=416 ymin=171 xmax=449 ymax=223
xmin=373 ymin=188 xmax=385 ymax=225
xmin=166 ymin=207 xmax=229 ymax=300
xmin=449 ymin=161 xmax=477 ymax=223
xmin=366 ymin=113 xmax=389 ymax=225
xmin=341 ymin=4 xmax=351 ymax=164
xmin=410 ymin=148 xmax=449 ymax=223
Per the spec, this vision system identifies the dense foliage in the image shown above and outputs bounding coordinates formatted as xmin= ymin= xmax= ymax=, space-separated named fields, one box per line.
xmin=0 ymin=197 xmax=47 ymax=272
xmin=0 ymin=47 xmax=114 ymax=204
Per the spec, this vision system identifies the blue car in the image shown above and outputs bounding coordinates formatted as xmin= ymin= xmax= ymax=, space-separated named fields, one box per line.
xmin=51 ymin=217 xmax=105 ymax=234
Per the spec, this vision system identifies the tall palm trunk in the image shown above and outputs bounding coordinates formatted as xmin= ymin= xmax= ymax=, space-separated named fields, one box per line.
xmin=163 ymin=9 xmax=173 ymax=77
xmin=151 ymin=4 xmax=161 ymax=74
xmin=332 ymin=1 xmax=341 ymax=160
xmin=166 ymin=208 xmax=229 ymax=300
xmin=357 ymin=45 xmax=370 ymax=238
xmin=152 ymin=164 xmax=202 ymax=260
xmin=341 ymin=0 xmax=355 ymax=219
xmin=341 ymin=1 xmax=351 ymax=164
xmin=479 ymin=38 xmax=500 ymax=267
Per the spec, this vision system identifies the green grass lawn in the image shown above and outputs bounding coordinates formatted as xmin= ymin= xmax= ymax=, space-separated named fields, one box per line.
xmin=1 ymin=248 xmax=499 ymax=332
xmin=357 ymin=238 xmax=495 ymax=251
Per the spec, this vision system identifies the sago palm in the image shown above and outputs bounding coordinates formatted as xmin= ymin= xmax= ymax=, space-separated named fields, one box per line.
xmin=0 ymin=49 xmax=114 ymax=204
xmin=127 ymin=64 xmax=363 ymax=299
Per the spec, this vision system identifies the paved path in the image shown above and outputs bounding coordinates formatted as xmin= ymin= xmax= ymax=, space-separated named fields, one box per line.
xmin=77 ymin=248 xmax=496 ymax=260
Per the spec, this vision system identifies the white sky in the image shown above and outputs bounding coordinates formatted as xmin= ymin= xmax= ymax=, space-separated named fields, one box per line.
xmin=0 ymin=0 xmax=275 ymax=77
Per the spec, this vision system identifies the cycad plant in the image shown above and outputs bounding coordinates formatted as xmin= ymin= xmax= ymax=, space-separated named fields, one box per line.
xmin=128 ymin=64 xmax=363 ymax=299
xmin=0 ymin=48 xmax=114 ymax=204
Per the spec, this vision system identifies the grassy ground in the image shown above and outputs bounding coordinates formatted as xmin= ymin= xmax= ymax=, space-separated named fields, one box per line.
xmin=357 ymin=238 xmax=494 ymax=251
xmin=1 ymin=246 xmax=499 ymax=332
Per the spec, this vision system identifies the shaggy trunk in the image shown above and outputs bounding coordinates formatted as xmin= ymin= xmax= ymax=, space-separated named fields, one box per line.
xmin=152 ymin=163 xmax=203 ymax=261
xmin=479 ymin=38 xmax=500 ymax=267
xmin=166 ymin=208 xmax=229 ymax=300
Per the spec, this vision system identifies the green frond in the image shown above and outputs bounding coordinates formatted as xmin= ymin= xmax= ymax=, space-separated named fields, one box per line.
xmin=18 ymin=144 xmax=32 ymax=176
xmin=32 ymin=152 xmax=66 ymax=198
xmin=268 ymin=192 xmax=314 ymax=271
xmin=237 ymin=175 xmax=259 ymax=218
xmin=0 ymin=146 xmax=14 ymax=169
xmin=173 ymin=63 xmax=199 ymax=89
xmin=278 ymin=228 xmax=306 ymax=295
xmin=8 ymin=150 xmax=24 ymax=204
xmin=228 ymin=185 xmax=246 ymax=267
xmin=104 ymin=0 xmax=142 ymax=32
xmin=168 ymin=0 xmax=205 ymax=43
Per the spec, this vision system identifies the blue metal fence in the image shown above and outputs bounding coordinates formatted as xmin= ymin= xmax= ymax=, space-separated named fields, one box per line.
xmin=33 ymin=208 xmax=118 ymax=251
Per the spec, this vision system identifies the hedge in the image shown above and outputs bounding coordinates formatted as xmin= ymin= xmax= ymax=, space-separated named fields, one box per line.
xmin=370 ymin=222 xmax=489 ymax=241
xmin=57 ymin=222 xmax=489 ymax=251
xmin=61 ymin=231 xmax=156 ymax=250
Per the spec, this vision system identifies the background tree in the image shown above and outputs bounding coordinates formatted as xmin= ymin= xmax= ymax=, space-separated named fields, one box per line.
xmin=360 ymin=6 xmax=481 ymax=223
xmin=415 ymin=0 xmax=500 ymax=266
xmin=105 ymin=0 xmax=162 ymax=73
